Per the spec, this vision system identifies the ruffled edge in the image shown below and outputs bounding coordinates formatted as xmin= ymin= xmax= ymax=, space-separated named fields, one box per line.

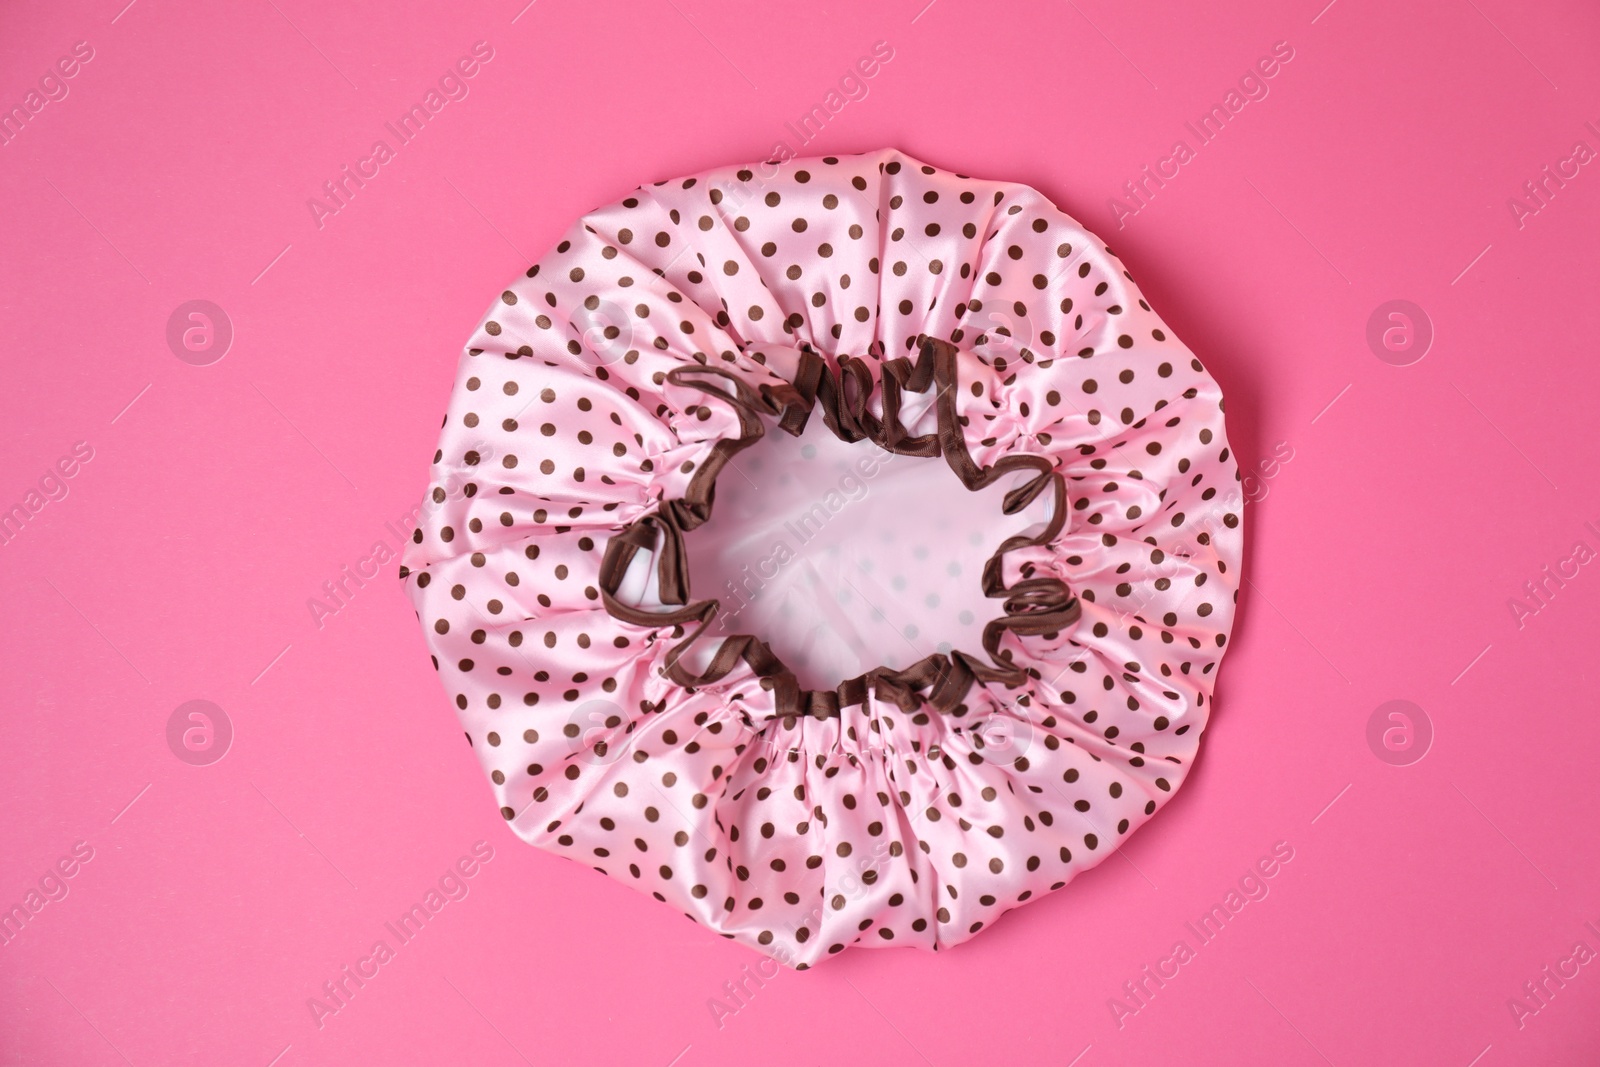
xmin=596 ymin=334 xmax=1083 ymax=722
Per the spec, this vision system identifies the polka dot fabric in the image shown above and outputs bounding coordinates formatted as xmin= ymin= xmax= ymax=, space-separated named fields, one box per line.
xmin=399 ymin=149 xmax=1244 ymax=968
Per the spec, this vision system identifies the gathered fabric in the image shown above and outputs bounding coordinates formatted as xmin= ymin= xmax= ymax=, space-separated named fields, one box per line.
xmin=400 ymin=148 xmax=1243 ymax=968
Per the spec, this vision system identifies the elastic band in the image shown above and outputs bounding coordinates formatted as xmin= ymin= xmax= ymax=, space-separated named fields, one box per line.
xmin=596 ymin=335 xmax=1081 ymax=720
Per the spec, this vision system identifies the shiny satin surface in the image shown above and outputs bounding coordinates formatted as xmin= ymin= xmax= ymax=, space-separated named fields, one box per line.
xmin=400 ymin=149 xmax=1243 ymax=968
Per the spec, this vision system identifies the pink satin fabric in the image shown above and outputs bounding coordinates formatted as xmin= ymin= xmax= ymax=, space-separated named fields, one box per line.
xmin=400 ymin=149 xmax=1243 ymax=968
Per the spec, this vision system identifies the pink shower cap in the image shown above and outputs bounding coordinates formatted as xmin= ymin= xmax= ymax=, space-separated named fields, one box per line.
xmin=400 ymin=148 xmax=1243 ymax=968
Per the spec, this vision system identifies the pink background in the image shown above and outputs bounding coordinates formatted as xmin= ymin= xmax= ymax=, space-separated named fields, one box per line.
xmin=4 ymin=0 xmax=1599 ymax=1063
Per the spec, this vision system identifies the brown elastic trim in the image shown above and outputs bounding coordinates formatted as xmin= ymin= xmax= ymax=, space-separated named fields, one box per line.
xmin=878 ymin=354 xmax=943 ymax=457
xmin=597 ymin=336 xmax=1080 ymax=719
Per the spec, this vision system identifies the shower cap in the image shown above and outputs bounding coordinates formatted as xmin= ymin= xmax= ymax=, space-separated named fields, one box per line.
xmin=399 ymin=148 xmax=1243 ymax=968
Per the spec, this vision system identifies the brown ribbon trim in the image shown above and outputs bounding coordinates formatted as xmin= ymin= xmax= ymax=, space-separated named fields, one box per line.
xmin=595 ymin=336 xmax=1081 ymax=720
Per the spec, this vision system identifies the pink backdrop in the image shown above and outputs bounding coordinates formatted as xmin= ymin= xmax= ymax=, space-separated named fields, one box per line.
xmin=4 ymin=0 xmax=1599 ymax=1063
